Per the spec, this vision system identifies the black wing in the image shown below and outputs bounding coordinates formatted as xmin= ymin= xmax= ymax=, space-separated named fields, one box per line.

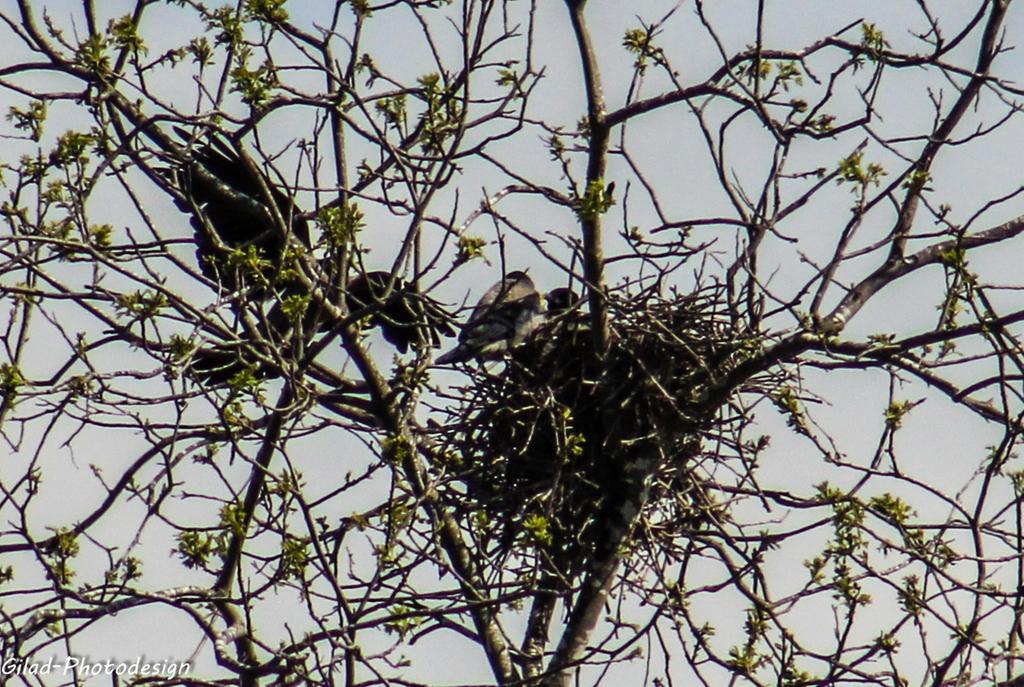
xmin=347 ymin=271 xmax=454 ymax=353
xmin=164 ymin=130 xmax=310 ymax=289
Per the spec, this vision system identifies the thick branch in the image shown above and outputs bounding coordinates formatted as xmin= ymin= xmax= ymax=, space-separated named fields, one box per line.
xmin=888 ymin=0 xmax=1010 ymax=261
xmin=822 ymin=213 xmax=1024 ymax=333
xmin=565 ymin=0 xmax=610 ymax=351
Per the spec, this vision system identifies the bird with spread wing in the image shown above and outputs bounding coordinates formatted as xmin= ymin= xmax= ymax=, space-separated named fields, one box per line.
xmin=159 ymin=130 xmax=452 ymax=383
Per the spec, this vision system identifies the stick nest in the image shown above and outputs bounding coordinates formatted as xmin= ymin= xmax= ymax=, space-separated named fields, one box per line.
xmin=434 ymin=285 xmax=766 ymax=583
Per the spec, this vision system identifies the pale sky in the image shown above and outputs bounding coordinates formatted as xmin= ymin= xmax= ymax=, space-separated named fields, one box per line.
xmin=2 ymin=1 xmax=1024 ymax=685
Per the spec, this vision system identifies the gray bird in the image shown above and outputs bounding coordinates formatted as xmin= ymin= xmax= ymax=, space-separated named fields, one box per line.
xmin=435 ymin=271 xmax=544 ymax=365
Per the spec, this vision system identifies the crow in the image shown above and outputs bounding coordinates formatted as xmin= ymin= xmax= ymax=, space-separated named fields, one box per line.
xmin=162 ymin=132 xmax=454 ymax=384
xmin=164 ymin=131 xmax=310 ymax=292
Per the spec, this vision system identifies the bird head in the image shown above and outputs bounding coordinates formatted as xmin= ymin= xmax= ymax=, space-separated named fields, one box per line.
xmin=504 ymin=271 xmax=531 ymax=287
xmin=545 ymin=287 xmax=581 ymax=315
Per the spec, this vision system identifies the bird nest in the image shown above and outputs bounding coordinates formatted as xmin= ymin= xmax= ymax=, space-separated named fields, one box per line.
xmin=434 ymin=285 xmax=766 ymax=583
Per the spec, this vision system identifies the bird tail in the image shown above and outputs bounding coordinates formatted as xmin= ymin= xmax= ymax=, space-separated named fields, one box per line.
xmin=188 ymin=346 xmax=263 ymax=386
xmin=435 ymin=345 xmax=472 ymax=365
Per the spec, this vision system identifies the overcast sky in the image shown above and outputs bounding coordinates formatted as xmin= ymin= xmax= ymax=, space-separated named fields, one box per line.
xmin=3 ymin=1 xmax=1024 ymax=684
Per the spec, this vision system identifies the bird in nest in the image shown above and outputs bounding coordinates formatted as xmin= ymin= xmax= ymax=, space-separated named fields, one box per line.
xmin=435 ymin=271 xmax=547 ymax=365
